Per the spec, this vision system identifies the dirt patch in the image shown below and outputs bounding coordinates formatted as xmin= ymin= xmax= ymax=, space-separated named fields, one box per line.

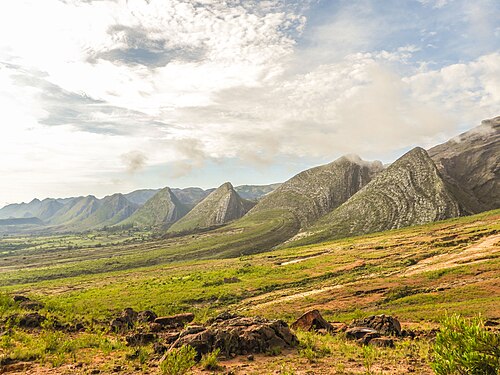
xmin=403 ymin=234 xmax=500 ymax=276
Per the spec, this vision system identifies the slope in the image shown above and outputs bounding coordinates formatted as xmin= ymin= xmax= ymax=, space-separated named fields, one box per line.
xmin=121 ymin=187 xmax=189 ymax=229
xmin=71 ymin=193 xmax=139 ymax=230
xmin=288 ymin=147 xmax=462 ymax=246
xmin=428 ymin=116 xmax=499 ymax=213
xmin=168 ymin=182 xmax=255 ymax=233
xmin=247 ymin=155 xmax=383 ymax=228
xmin=48 ymin=195 xmax=102 ymax=226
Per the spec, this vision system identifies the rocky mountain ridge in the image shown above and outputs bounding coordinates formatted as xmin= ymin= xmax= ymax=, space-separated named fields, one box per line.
xmin=168 ymin=182 xmax=255 ymax=233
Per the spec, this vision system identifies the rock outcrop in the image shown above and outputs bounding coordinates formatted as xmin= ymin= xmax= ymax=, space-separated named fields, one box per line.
xmin=428 ymin=116 xmax=500 ymax=213
xmin=289 ymin=147 xmax=462 ymax=246
xmin=291 ymin=309 xmax=334 ymax=333
xmin=248 ymin=155 xmax=383 ymax=229
xmin=167 ymin=313 xmax=297 ymax=359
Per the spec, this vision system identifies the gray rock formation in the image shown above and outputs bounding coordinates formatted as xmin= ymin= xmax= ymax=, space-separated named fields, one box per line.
xmin=168 ymin=182 xmax=254 ymax=233
xmin=428 ymin=116 xmax=499 ymax=213
xmin=248 ymin=155 xmax=383 ymax=228
xmin=289 ymin=147 xmax=462 ymax=246
xmin=121 ymin=187 xmax=188 ymax=229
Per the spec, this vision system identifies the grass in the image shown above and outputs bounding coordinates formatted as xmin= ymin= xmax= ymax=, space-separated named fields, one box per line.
xmin=0 ymin=210 xmax=498 ymax=372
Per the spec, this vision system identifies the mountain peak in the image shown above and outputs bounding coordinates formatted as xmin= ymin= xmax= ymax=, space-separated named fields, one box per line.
xmin=168 ymin=182 xmax=253 ymax=233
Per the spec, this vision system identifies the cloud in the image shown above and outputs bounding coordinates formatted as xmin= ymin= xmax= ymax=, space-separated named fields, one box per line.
xmin=0 ymin=0 xmax=499 ymax=203
xmin=168 ymin=138 xmax=211 ymax=178
xmin=121 ymin=150 xmax=148 ymax=174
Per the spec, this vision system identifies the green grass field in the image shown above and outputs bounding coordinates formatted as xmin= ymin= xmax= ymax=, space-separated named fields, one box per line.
xmin=0 ymin=209 xmax=498 ymax=373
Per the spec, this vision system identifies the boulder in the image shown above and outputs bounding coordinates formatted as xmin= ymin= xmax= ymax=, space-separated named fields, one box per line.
xmin=350 ymin=315 xmax=402 ymax=336
xmin=167 ymin=315 xmax=297 ymax=360
xmin=290 ymin=310 xmax=333 ymax=333
xmin=155 ymin=313 xmax=195 ymax=328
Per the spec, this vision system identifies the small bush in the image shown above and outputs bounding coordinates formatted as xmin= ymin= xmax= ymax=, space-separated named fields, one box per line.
xmin=160 ymin=345 xmax=196 ymax=375
xmin=431 ymin=314 xmax=500 ymax=375
xmin=200 ymin=348 xmax=221 ymax=370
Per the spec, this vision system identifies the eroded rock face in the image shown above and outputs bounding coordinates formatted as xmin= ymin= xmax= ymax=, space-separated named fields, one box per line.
xmin=291 ymin=147 xmax=462 ymax=245
xmin=248 ymin=155 xmax=383 ymax=228
xmin=428 ymin=116 xmax=500 ymax=213
xmin=168 ymin=314 xmax=298 ymax=358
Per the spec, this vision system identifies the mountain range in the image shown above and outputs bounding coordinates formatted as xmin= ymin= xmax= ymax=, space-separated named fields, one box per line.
xmin=1 ymin=117 xmax=498 ymax=250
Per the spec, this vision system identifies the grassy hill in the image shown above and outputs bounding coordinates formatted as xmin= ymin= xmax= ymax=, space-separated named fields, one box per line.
xmin=0 ymin=209 xmax=498 ymax=373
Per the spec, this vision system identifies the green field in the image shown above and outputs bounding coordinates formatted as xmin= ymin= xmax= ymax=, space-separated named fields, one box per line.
xmin=0 ymin=210 xmax=499 ymax=373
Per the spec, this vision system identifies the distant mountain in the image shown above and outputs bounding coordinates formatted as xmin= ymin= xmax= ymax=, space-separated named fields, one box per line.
xmin=248 ymin=155 xmax=383 ymax=228
xmin=124 ymin=189 xmax=160 ymax=206
xmin=121 ymin=187 xmax=189 ymax=229
xmin=71 ymin=193 xmax=139 ymax=230
xmin=168 ymin=182 xmax=255 ymax=233
xmin=428 ymin=116 xmax=499 ymax=214
xmin=48 ymin=195 xmax=101 ymax=225
xmin=234 ymin=184 xmax=282 ymax=201
xmin=0 ymin=198 xmax=63 ymax=221
xmin=288 ymin=147 xmax=462 ymax=246
xmin=0 ymin=217 xmax=44 ymax=226
xmin=171 ymin=187 xmax=213 ymax=207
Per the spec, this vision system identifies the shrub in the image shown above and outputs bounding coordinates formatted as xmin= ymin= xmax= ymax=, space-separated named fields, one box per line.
xmin=159 ymin=345 xmax=196 ymax=375
xmin=200 ymin=348 xmax=221 ymax=370
xmin=431 ymin=314 xmax=500 ymax=375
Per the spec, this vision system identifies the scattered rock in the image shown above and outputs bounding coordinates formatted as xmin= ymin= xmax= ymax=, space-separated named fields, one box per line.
xmin=137 ymin=310 xmax=157 ymax=323
xmin=247 ymin=354 xmax=254 ymax=361
xmin=153 ymin=342 xmax=167 ymax=354
xmin=162 ymin=331 xmax=180 ymax=344
xmin=126 ymin=332 xmax=157 ymax=346
xmin=207 ymin=312 xmax=239 ymax=324
xmin=19 ymin=300 xmax=44 ymax=311
xmin=149 ymin=322 xmax=163 ymax=332
xmin=12 ymin=295 xmax=30 ymax=303
xmin=18 ymin=313 xmax=46 ymax=328
xmin=110 ymin=308 xmax=138 ymax=332
xmin=291 ymin=309 xmax=333 ymax=333
xmin=167 ymin=315 xmax=297 ymax=360
xmin=350 ymin=315 xmax=402 ymax=336
xmin=155 ymin=312 xmax=194 ymax=328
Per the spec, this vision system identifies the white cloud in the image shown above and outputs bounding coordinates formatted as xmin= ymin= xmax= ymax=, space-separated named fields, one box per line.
xmin=0 ymin=0 xmax=498 ymax=203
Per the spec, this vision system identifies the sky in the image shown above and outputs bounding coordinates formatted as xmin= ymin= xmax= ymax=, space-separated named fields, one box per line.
xmin=1 ymin=0 xmax=499 ymax=205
